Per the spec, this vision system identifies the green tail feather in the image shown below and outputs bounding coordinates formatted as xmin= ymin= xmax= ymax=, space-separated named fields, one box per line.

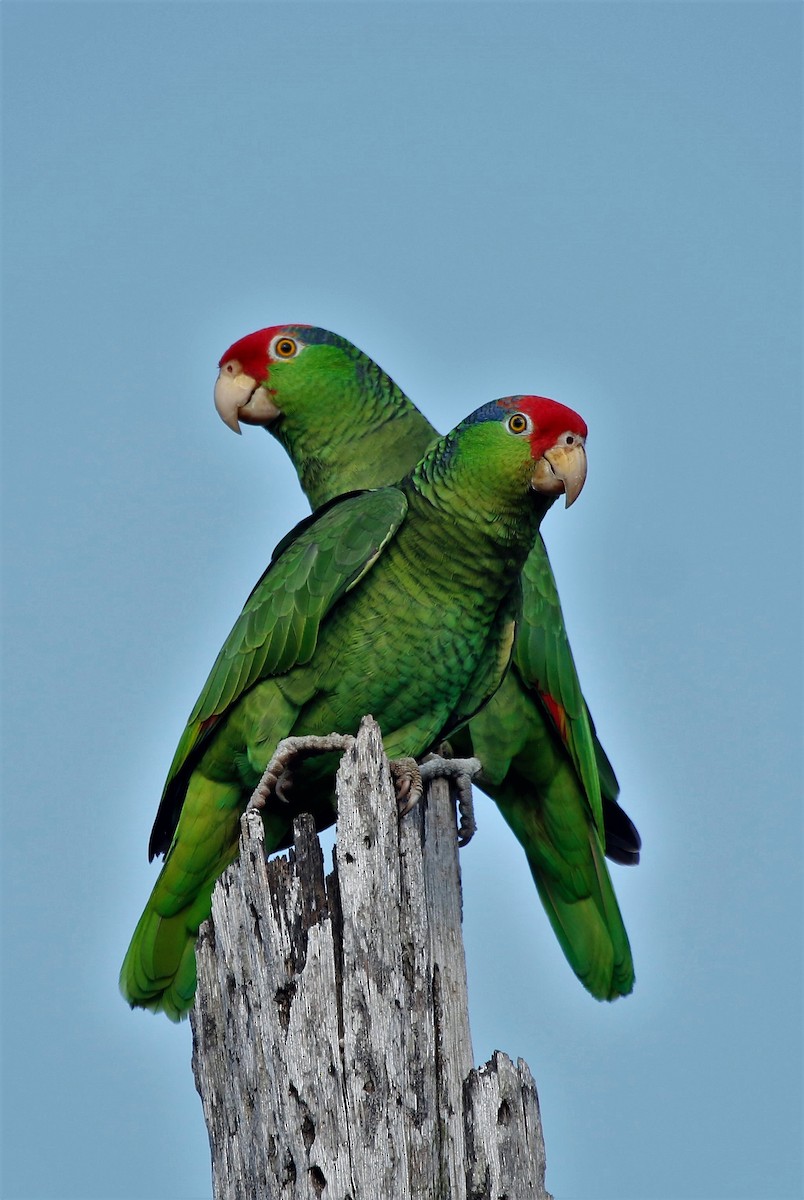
xmin=461 ymin=669 xmax=634 ymax=1000
xmin=120 ymin=776 xmax=245 ymax=1020
xmin=529 ymin=830 xmax=634 ymax=1000
xmin=484 ymin=770 xmax=634 ymax=1001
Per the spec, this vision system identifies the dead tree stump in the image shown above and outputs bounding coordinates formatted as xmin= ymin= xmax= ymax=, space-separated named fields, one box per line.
xmin=191 ymin=716 xmax=551 ymax=1200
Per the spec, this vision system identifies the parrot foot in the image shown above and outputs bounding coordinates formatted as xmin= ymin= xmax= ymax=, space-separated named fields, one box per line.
xmin=419 ymin=754 xmax=482 ymax=847
xmin=389 ymin=757 xmax=424 ymax=818
xmin=248 ymin=733 xmax=356 ymax=810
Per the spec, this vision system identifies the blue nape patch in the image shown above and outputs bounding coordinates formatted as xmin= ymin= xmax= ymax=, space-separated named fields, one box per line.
xmin=291 ymin=326 xmax=363 ymax=362
xmin=460 ymin=397 xmax=521 ymax=427
xmin=288 ymin=325 xmax=332 ymax=346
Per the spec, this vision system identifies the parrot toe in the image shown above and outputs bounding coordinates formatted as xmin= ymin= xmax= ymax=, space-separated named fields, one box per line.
xmin=419 ymin=754 xmax=483 ymax=846
xmin=248 ymin=733 xmax=357 ymax=811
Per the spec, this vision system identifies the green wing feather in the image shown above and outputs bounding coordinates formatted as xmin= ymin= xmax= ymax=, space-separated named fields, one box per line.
xmin=148 ymin=487 xmax=408 ymax=859
xmin=193 ymin=489 xmax=408 ymax=723
xmin=513 ymin=536 xmax=604 ymax=837
xmin=512 ymin=537 xmax=640 ymax=862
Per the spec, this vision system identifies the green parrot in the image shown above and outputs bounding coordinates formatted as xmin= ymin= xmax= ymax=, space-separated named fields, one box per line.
xmin=211 ymin=325 xmax=637 ymax=1001
xmin=121 ymin=394 xmax=597 ymax=1020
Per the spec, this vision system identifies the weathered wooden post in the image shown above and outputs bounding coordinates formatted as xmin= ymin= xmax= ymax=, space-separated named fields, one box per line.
xmin=191 ymin=716 xmax=551 ymax=1199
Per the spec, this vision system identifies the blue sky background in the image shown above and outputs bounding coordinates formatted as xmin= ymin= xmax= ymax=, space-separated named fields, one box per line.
xmin=2 ymin=3 xmax=801 ymax=1198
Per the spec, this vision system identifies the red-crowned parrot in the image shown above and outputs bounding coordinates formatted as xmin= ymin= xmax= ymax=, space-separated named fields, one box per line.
xmin=121 ymin=395 xmax=598 ymax=1019
xmin=212 ymin=325 xmax=638 ymax=1002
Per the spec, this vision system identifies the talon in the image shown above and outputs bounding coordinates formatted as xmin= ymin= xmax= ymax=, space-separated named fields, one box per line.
xmin=389 ymin=757 xmax=423 ymax=817
xmin=274 ymin=769 xmax=294 ymax=805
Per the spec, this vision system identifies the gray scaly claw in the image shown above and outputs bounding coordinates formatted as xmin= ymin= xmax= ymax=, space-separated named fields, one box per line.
xmin=419 ymin=754 xmax=482 ymax=846
xmin=389 ymin=756 xmax=424 ymax=817
xmin=248 ymin=733 xmax=356 ymax=811
xmin=274 ymin=769 xmax=294 ymax=805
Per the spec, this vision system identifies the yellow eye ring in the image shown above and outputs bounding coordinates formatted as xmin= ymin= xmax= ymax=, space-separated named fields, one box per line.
xmin=507 ymin=413 xmax=529 ymax=434
xmin=273 ymin=336 xmax=298 ymax=359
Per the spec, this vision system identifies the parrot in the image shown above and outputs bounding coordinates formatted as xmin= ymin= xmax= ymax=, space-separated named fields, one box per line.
xmin=211 ymin=325 xmax=637 ymax=1001
xmin=120 ymin=394 xmax=600 ymax=1020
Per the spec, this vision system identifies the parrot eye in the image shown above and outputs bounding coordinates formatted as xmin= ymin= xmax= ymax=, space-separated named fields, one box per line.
xmin=506 ymin=413 xmax=531 ymax=435
xmin=271 ymin=335 xmax=300 ymax=359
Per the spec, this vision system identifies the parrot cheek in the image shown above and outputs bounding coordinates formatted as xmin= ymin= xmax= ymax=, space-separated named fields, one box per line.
xmin=236 ymin=388 xmax=282 ymax=427
xmin=530 ymin=456 xmax=566 ymax=500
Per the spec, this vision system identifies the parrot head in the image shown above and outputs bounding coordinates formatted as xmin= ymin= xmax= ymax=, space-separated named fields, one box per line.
xmin=215 ymin=324 xmax=364 ymax=434
xmin=444 ymin=395 xmax=588 ymax=509
xmin=213 ymin=323 xmax=439 ymax=508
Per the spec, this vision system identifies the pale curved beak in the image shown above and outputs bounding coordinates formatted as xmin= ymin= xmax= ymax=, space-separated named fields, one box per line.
xmin=214 ymin=364 xmax=281 ymax=434
xmin=532 ymin=441 xmax=588 ymax=507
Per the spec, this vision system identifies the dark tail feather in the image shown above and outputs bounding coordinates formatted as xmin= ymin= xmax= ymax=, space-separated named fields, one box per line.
xmin=602 ymin=796 xmax=642 ymax=866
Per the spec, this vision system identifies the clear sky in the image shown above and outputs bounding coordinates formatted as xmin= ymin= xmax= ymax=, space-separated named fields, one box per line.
xmin=2 ymin=3 xmax=801 ymax=1198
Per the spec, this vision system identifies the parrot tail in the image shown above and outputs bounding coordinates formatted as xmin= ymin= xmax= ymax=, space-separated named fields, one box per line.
xmin=489 ymin=774 xmax=635 ymax=1001
xmin=529 ymin=832 xmax=635 ymax=1001
xmin=120 ymin=777 xmax=244 ymax=1020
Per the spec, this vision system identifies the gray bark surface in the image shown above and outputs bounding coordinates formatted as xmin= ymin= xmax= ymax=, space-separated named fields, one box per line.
xmin=191 ymin=716 xmax=550 ymax=1200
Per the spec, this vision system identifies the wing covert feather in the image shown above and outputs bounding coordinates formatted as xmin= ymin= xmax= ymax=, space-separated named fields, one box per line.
xmin=190 ymin=489 xmax=407 ymax=729
xmin=161 ymin=487 xmax=406 ymax=799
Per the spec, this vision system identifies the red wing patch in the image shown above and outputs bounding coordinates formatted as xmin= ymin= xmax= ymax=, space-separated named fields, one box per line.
xmin=539 ymin=690 xmax=569 ymax=747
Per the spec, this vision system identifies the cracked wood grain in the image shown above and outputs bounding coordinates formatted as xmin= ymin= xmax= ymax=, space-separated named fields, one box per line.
xmin=191 ymin=716 xmax=551 ymax=1200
